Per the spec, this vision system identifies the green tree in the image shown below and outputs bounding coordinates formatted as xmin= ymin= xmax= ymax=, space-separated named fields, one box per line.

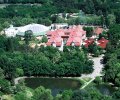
xmin=83 ymin=27 xmax=93 ymax=37
xmin=94 ymin=76 xmax=102 ymax=85
xmin=0 ymin=35 xmax=7 ymax=50
xmin=2 ymin=21 xmax=10 ymax=28
xmin=112 ymin=88 xmax=120 ymax=100
xmin=15 ymin=68 xmax=24 ymax=77
xmin=67 ymin=18 xmax=76 ymax=25
xmin=84 ymin=0 xmax=95 ymax=14
xmin=32 ymin=86 xmax=53 ymax=100
xmin=61 ymin=90 xmax=73 ymax=100
xmin=71 ymin=90 xmax=91 ymax=100
xmin=15 ymin=89 xmax=33 ymax=100
xmin=54 ymin=90 xmax=72 ymax=100
xmin=24 ymin=30 xmax=33 ymax=45
xmin=107 ymin=14 xmax=116 ymax=27
xmin=0 ymin=79 xmax=11 ymax=94
xmin=108 ymin=25 xmax=120 ymax=47
xmin=0 ymin=67 xmax=4 ymax=79
xmin=41 ymin=36 xmax=48 ymax=43
xmin=56 ymin=17 xmax=66 ymax=23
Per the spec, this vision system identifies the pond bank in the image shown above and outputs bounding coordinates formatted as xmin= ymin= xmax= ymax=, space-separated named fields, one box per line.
xmin=14 ymin=76 xmax=83 ymax=85
xmin=24 ymin=77 xmax=82 ymax=96
xmin=14 ymin=54 xmax=104 ymax=91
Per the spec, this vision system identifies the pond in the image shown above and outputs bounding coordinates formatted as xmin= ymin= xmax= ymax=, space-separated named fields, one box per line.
xmin=96 ymin=84 xmax=116 ymax=96
xmin=25 ymin=77 xmax=82 ymax=96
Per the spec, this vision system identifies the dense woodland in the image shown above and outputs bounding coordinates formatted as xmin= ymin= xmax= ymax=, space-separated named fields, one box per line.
xmin=0 ymin=33 xmax=102 ymax=100
xmin=0 ymin=34 xmax=93 ymax=79
xmin=0 ymin=0 xmax=120 ymax=100
xmin=0 ymin=0 xmax=119 ymax=30
xmin=103 ymin=25 xmax=120 ymax=87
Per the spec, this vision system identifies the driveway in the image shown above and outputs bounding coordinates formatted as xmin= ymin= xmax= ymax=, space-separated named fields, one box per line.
xmin=81 ymin=54 xmax=104 ymax=79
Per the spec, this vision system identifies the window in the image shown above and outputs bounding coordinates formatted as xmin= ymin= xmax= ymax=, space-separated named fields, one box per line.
xmin=65 ymin=32 xmax=70 ymax=35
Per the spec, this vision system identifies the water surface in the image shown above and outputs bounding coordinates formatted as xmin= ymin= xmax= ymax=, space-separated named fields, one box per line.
xmin=25 ymin=77 xmax=81 ymax=96
xmin=96 ymin=84 xmax=116 ymax=96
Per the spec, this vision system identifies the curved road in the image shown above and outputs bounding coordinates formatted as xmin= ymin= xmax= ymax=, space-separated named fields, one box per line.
xmin=81 ymin=54 xmax=104 ymax=78
xmin=80 ymin=54 xmax=104 ymax=89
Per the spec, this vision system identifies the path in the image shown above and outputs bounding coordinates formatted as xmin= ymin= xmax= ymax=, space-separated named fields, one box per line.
xmin=81 ymin=78 xmax=95 ymax=89
xmin=80 ymin=54 xmax=104 ymax=89
xmin=14 ymin=76 xmax=27 ymax=84
xmin=81 ymin=54 xmax=104 ymax=78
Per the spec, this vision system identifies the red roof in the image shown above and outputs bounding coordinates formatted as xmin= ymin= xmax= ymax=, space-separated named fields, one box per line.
xmin=66 ymin=43 xmax=71 ymax=46
xmin=46 ymin=36 xmax=62 ymax=47
xmin=84 ymin=38 xmax=94 ymax=48
xmin=56 ymin=42 xmax=62 ymax=47
xmin=47 ymin=31 xmax=54 ymax=36
xmin=74 ymin=42 xmax=81 ymax=46
xmin=66 ymin=37 xmax=81 ymax=46
xmin=94 ymin=27 xmax=103 ymax=35
xmin=98 ymin=37 xmax=109 ymax=49
xmin=66 ymin=37 xmax=73 ymax=46
xmin=46 ymin=42 xmax=51 ymax=46
xmin=46 ymin=25 xmax=86 ymax=47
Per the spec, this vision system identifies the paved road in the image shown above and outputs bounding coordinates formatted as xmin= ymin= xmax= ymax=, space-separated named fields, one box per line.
xmin=81 ymin=54 xmax=104 ymax=79
xmin=80 ymin=54 xmax=104 ymax=89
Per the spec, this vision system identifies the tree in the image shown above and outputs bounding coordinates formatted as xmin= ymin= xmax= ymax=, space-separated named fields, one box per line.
xmin=71 ymin=90 xmax=91 ymax=100
xmin=15 ymin=68 xmax=24 ymax=77
xmin=52 ymin=51 xmax=61 ymax=64
xmin=2 ymin=21 xmax=10 ymax=28
xmin=38 ymin=18 xmax=52 ymax=26
xmin=84 ymin=0 xmax=95 ymax=14
xmin=83 ymin=27 xmax=93 ymax=37
xmin=86 ymin=86 xmax=112 ymax=100
xmin=112 ymin=88 xmax=120 ymax=100
xmin=21 ymin=17 xmax=36 ymax=26
xmin=41 ymin=36 xmax=48 ymax=43
xmin=32 ymin=86 xmax=53 ymax=100
xmin=67 ymin=18 xmax=76 ymax=25
xmin=5 ymin=37 xmax=14 ymax=52
xmin=107 ymin=14 xmax=116 ymax=27
xmin=0 ymin=67 xmax=4 ymax=79
xmin=24 ymin=30 xmax=33 ymax=45
xmin=98 ymin=31 xmax=107 ymax=40
xmin=108 ymin=25 xmax=120 ymax=47
xmin=71 ymin=86 xmax=112 ymax=100
xmin=0 ymin=35 xmax=7 ymax=50
xmin=75 ymin=17 xmax=81 ymax=25
xmin=94 ymin=76 xmax=102 ymax=85
xmin=0 ymin=79 xmax=11 ymax=94
xmin=88 ymin=43 xmax=96 ymax=53
xmin=43 ymin=18 xmax=52 ymax=26
xmin=14 ymin=88 xmax=33 ymax=100
xmin=60 ymin=90 xmax=73 ymax=100
xmin=114 ymin=9 xmax=120 ymax=24
xmin=54 ymin=90 xmax=72 ymax=100
xmin=54 ymin=94 xmax=62 ymax=100
xmin=103 ymin=53 xmax=120 ymax=86
xmin=56 ymin=17 xmax=66 ymax=23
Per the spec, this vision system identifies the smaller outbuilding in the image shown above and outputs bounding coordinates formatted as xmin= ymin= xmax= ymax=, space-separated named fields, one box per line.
xmin=84 ymin=38 xmax=94 ymax=48
xmin=97 ymin=37 xmax=109 ymax=49
xmin=94 ymin=27 xmax=103 ymax=35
